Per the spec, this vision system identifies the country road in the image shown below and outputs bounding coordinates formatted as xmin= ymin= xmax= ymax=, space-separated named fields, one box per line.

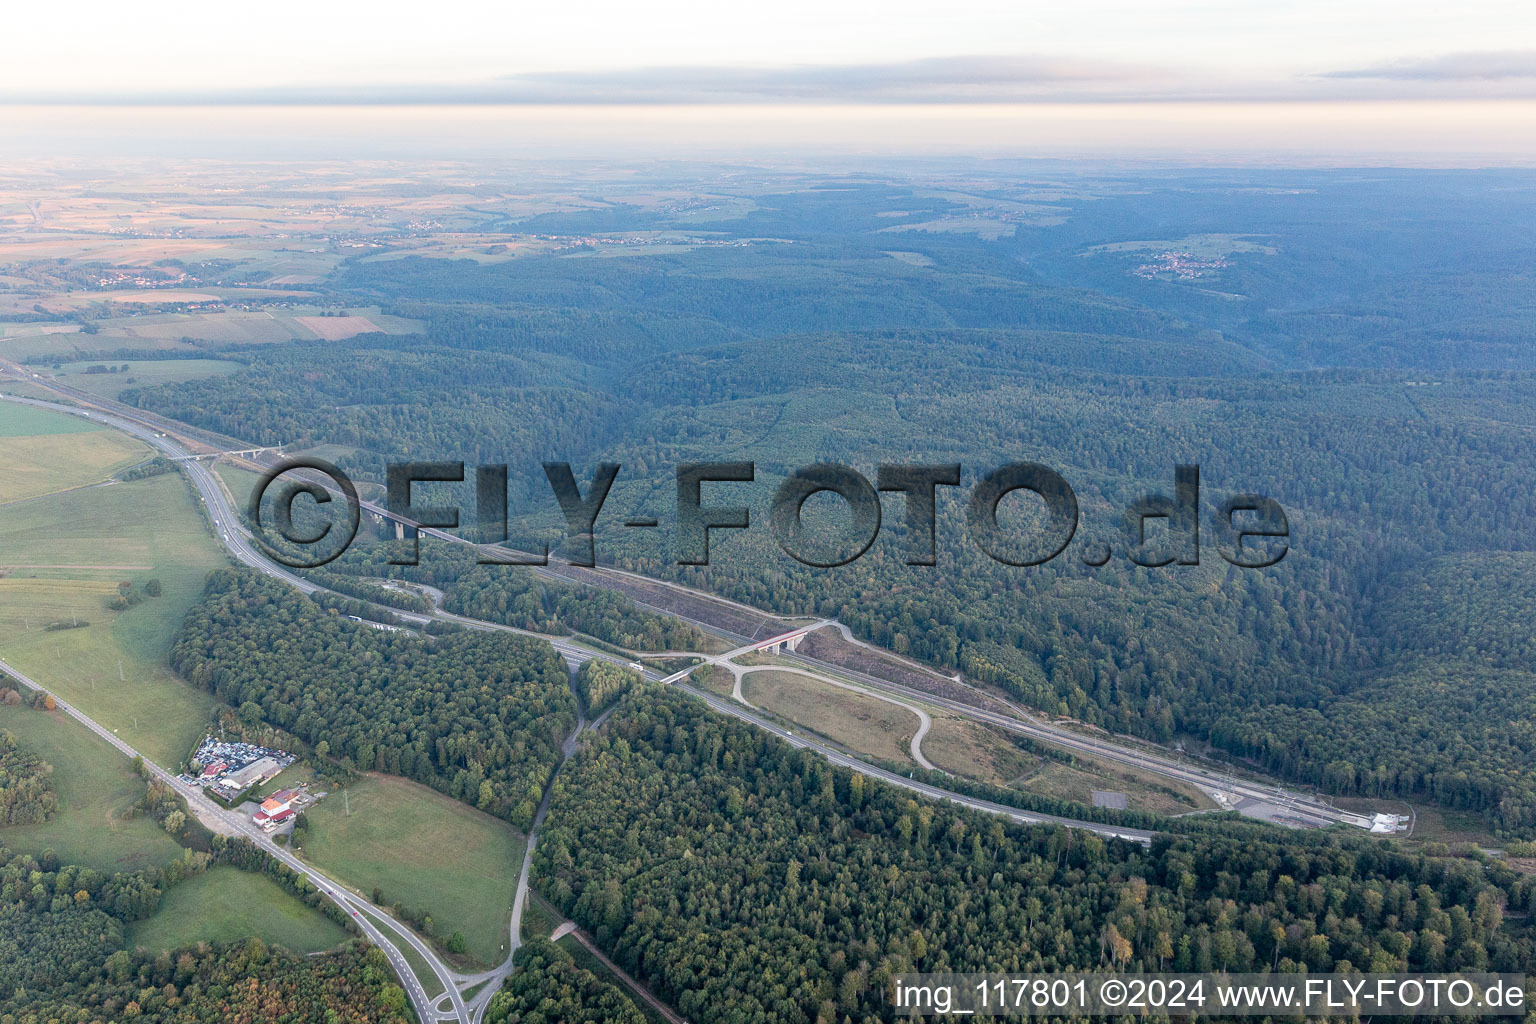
xmin=0 ymin=378 xmax=1380 ymax=1022
xmin=0 ymin=654 xmax=465 ymax=1023
xmin=0 ymin=366 xmax=1372 ymax=831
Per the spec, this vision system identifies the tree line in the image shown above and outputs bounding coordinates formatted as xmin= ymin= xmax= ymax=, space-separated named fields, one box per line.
xmin=534 ymin=690 xmax=1536 ymax=1024
xmin=170 ymin=568 xmax=577 ymax=830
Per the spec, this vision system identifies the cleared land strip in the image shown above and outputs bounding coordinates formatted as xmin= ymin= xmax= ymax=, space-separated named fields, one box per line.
xmin=732 ymin=663 xmax=936 ymax=769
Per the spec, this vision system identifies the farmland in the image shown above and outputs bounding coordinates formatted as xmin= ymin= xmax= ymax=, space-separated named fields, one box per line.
xmin=0 ymin=306 xmax=420 ymax=363
xmin=299 ymin=773 xmax=526 ymax=965
xmin=0 ymin=400 xmax=148 ymax=503
xmin=127 ymin=866 xmax=351 ymax=955
xmin=50 ymin=358 xmax=243 ymax=400
xmin=0 ymin=465 xmax=226 ymax=766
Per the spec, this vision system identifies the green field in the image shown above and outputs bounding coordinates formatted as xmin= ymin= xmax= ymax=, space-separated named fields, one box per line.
xmin=0 ymin=401 xmax=149 ymax=503
xmin=51 ymin=359 xmax=243 ymax=401
xmin=127 ymin=865 xmax=350 ymax=954
xmin=0 ymin=307 xmax=422 ymax=362
xmin=301 ymin=773 xmax=525 ymax=965
xmin=0 ymin=470 xmax=227 ymax=765
xmin=0 ymin=401 xmax=105 ymax=438
xmin=0 ymin=702 xmax=184 ymax=871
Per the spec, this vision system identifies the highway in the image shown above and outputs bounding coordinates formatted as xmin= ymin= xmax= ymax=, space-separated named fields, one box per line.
xmin=0 ymin=393 xmax=475 ymax=1021
xmin=0 ymin=380 xmax=1362 ymax=835
xmin=674 ymin=678 xmax=1155 ymax=843
xmin=0 ymin=368 xmax=1373 ymax=831
xmin=0 ymin=378 xmax=1372 ymax=1020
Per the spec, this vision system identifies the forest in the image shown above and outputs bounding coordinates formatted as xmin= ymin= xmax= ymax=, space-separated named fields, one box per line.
xmin=534 ymin=689 xmax=1536 ymax=1024
xmin=484 ymin=939 xmax=649 ymax=1024
xmin=170 ymin=568 xmax=577 ymax=830
xmin=573 ymin=660 xmax=644 ymax=715
xmin=0 ymin=825 xmax=417 ymax=1023
xmin=114 ymin=172 xmax=1536 ymax=834
xmin=0 ymin=729 xmax=58 ymax=827
xmin=447 ymin=564 xmax=713 ymax=653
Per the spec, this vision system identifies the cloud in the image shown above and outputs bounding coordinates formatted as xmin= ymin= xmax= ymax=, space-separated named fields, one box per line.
xmin=5 ymin=55 xmax=1218 ymax=105
xmin=10 ymin=52 xmax=1536 ymax=105
xmin=487 ymin=56 xmax=1175 ymax=104
xmin=1324 ymin=51 xmax=1536 ymax=82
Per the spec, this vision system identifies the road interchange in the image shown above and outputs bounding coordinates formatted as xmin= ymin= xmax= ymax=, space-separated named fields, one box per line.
xmin=0 ymin=375 xmax=1388 ymax=1021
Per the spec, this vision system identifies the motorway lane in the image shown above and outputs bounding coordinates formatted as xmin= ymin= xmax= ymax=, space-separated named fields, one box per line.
xmin=0 ymin=386 xmax=1359 ymax=1018
xmin=671 ymin=678 xmax=1156 ymax=844
xmin=439 ymin=539 xmax=1357 ymax=828
xmin=773 ymin=646 xmax=1351 ymax=826
xmin=0 ymin=391 xmax=1178 ymax=845
xmin=0 ymin=395 xmax=472 ymax=1022
xmin=5 ymin=378 xmax=1342 ymax=826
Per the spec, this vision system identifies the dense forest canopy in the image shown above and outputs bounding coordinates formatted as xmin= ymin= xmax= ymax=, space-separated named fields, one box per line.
xmin=0 ymin=832 xmax=414 ymax=1023
xmin=0 ymin=729 xmax=58 ymax=827
xmin=485 ymin=939 xmax=650 ymax=1024
xmin=170 ymin=568 xmax=577 ymax=830
xmin=534 ymin=689 xmax=1536 ymax=1024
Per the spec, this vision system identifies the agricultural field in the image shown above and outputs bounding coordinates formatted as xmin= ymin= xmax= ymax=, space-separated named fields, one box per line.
xmin=0 ymin=400 xmax=148 ymax=503
xmin=127 ymin=866 xmax=351 ymax=955
xmin=740 ymin=669 xmax=919 ymax=764
xmin=0 ymin=306 xmax=421 ymax=363
xmin=0 ymin=466 xmax=226 ymax=766
xmin=50 ymin=358 xmax=243 ymax=400
xmin=0 ymin=702 xmax=184 ymax=871
xmin=299 ymin=772 xmax=526 ymax=965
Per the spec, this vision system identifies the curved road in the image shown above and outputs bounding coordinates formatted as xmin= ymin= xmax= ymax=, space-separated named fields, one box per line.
xmin=730 ymin=663 xmax=935 ymax=770
xmin=3 ymin=383 xmax=1299 ymax=1021
xmin=0 ymin=653 xmax=464 ymax=1023
xmin=6 ymin=370 xmax=1364 ymax=829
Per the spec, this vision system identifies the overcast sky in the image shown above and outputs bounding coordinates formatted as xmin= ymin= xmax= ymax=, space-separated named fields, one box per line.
xmin=5 ymin=1 xmax=1534 ymax=163
xmin=6 ymin=0 xmax=1535 ymax=101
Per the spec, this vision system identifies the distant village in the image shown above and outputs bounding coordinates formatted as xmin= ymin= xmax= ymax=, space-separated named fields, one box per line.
xmin=1133 ymin=250 xmax=1230 ymax=280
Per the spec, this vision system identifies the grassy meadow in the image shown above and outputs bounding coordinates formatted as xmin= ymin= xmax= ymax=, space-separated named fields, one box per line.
xmin=0 ymin=401 xmax=148 ymax=504
xmin=741 ymin=669 xmax=920 ymax=764
xmin=51 ymin=358 xmax=243 ymax=401
xmin=127 ymin=866 xmax=350 ymax=955
xmin=0 ymin=405 xmax=227 ymax=766
xmin=0 ymin=702 xmax=183 ymax=871
xmin=300 ymin=773 xmax=525 ymax=965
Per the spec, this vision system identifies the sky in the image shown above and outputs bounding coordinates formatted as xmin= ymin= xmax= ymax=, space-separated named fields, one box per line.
xmin=4 ymin=0 xmax=1535 ymax=162
xmin=8 ymin=0 xmax=1534 ymax=101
